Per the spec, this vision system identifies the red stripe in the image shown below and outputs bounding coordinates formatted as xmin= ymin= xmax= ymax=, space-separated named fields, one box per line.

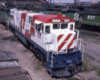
xmin=34 ymin=15 xmax=74 ymax=23
xmin=30 ymin=17 xmax=37 ymax=35
xmin=37 ymin=32 xmax=41 ymax=39
xmin=67 ymin=36 xmax=75 ymax=49
xmin=58 ymin=34 xmax=72 ymax=52
xmin=20 ymin=12 xmax=31 ymax=29
xmin=57 ymin=34 xmax=63 ymax=42
xmin=25 ymin=31 xmax=31 ymax=38
xmin=30 ymin=27 xmax=35 ymax=33
xmin=20 ymin=13 xmax=27 ymax=29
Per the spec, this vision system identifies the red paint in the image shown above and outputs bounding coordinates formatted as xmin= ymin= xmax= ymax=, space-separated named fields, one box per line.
xmin=58 ymin=34 xmax=72 ymax=52
xmin=20 ymin=12 xmax=32 ymax=29
xmin=30 ymin=17 xmax=37 ymax=35
xmin=25 ymin=31 xmax=31 ymax=38
xmin=57 ymin=34 xmax=63 ymax=42
xmin=64 ymin=36 xmax=75 ymax=51
xmin=34 ymin=15 xmax=74 ymax=23
xmin=37 ymin=32 xmax=41 ymax=39
xmin=67 ymin=36 xmax=75 ymax=49
xmin=30 ymin=27 xmax=35 ymax=33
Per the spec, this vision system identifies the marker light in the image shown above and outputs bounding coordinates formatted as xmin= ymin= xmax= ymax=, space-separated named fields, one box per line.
xmin=58 ymin=12 xmax=62 ymax=16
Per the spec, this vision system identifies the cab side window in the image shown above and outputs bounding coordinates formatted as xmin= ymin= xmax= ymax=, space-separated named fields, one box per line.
xmin=45 ymin=26 xmax=50 ymax=34
xmin=35 ymin=24 xmax=44 ymax=33
xmin=41 ymin=25 xmax=44 ymax=33
xmin=29 ymin=16 xmax=32 ymax=24
xmin=38 ymin=25 xmax=41 ymax=32
xmin=70 ymin=24 xmax=73 ymax=30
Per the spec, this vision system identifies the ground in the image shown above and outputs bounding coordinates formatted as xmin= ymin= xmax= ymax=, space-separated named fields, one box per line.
xmin=0 ymin=23 xmax=100 ymax=80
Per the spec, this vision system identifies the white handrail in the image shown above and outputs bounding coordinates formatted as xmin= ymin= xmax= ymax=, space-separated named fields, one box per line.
xmin=75 ymin=38 xmax=84 ymax=61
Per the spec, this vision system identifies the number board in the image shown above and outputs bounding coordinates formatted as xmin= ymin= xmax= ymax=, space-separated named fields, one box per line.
xmin=87 ymin=15 xmax=95 ymax=20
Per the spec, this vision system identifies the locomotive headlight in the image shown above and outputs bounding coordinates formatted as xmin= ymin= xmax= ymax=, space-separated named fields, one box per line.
xmin=52 ymin=19 xmax=60 ymax=23
xmin=64 ymin=19 xmax=70 ymax=23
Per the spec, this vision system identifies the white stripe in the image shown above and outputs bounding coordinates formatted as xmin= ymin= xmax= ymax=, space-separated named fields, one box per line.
xmin=74 ymin=13 xmax=78 ymax=16
xmin=70 ymin=41 xmax=75 ymax=49
xmin=74 ymin=14 xmax=79 ymax=20
xmin=58 ymin=34 xmax=68 ymax=47
xmin=59 ymin=34 xmax=75 ymax=52
xmin=31 ymin=35 xmax=35 ymax=41
xmin=22 ymin=30 xmax=25 ymax=34
xmin=76 ymin=17 xmax=79 ymax=21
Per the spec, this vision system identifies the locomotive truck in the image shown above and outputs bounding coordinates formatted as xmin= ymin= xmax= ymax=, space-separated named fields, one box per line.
xmin=4 ymin=8 xmax=84 ymax=77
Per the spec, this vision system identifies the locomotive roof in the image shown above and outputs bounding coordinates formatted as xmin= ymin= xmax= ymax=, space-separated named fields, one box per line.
xmin=33 ymin=14 xmax=74 ymax=23
xmin=14 ymin=10 xmax=74 ymax=23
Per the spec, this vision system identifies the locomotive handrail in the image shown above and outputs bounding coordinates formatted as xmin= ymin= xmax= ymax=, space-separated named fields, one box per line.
xmin=75 ymin=29 xmax=79 ymax=39
xmin=45 ymin=41 xmax=49 ymax=62
xmin=74 ymin=38 xmax=84 ymax=61
xmin=57 ymin=38 xmax=84 ymax=58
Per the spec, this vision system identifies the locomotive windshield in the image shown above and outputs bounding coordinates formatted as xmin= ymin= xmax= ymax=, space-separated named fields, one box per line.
xmin=53 ymin=24 xmax=68 ymax=29
xmin=53 ymin=24 xmax=60 ymax=29
xmin=61 ymin=24 xmax=68 ymax=29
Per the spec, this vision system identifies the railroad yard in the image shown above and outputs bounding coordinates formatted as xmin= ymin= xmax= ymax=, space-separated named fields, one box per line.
xmin=0 ymin=0 xmax=100 ymax=79
xmin=0 ymin=23 xmax=100 ymax=80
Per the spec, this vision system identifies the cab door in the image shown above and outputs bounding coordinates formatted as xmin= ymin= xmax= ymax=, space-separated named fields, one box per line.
xmin=44 ymin=25 xmax=51 ymax=43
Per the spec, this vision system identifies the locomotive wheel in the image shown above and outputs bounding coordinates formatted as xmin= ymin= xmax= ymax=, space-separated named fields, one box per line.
xmin=81 ymin=24 xmax=84 ymax=29
xmin=74 ymin=65 xmax=81 ymax=74
xmin=41 ymin=54 xmax=46 ymax=65
xmin=35 ymin=49 xmax=41 ymax=60
xmin=36 ymin=49 xmax=46 ymax=65
xmin=26 ymin=42 xmax=30 ymax=49
xmin=37 ymin=53 xmax=41 ymax=61
xmin=47 ymin=71 xmax=54 ymax=78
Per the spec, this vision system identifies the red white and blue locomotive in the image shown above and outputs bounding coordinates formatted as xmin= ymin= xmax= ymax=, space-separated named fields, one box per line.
xmin=7 ymin=8 xmax=84 ymax=77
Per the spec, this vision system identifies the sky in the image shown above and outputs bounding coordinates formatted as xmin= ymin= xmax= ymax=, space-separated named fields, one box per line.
xmin=48 ymin=0 xmax=100 ymax=3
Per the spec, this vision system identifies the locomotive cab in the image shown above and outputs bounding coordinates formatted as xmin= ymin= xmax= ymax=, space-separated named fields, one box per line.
xmin=36 ymin=18 xmax=76 ymax=54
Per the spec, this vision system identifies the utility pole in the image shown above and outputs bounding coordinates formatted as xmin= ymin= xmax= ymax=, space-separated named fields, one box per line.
xmin=74 ymin=0 xmax=76 ymax=5
xmin=6 ymin=0 xmax=11 ymax=6
xmin=30 ymin=0 xmax=31 ymax=5
xmin=50 ymin=0 xmax=52 ymax=3
xmin=74 ymin=0 xmax=79 ymax=5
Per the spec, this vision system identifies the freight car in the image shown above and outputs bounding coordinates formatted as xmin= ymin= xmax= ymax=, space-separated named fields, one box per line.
xmin=81 ymin=10 xmax=100 ymax=31
xmin=0 ymin=8 xmax=84 ymax=77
